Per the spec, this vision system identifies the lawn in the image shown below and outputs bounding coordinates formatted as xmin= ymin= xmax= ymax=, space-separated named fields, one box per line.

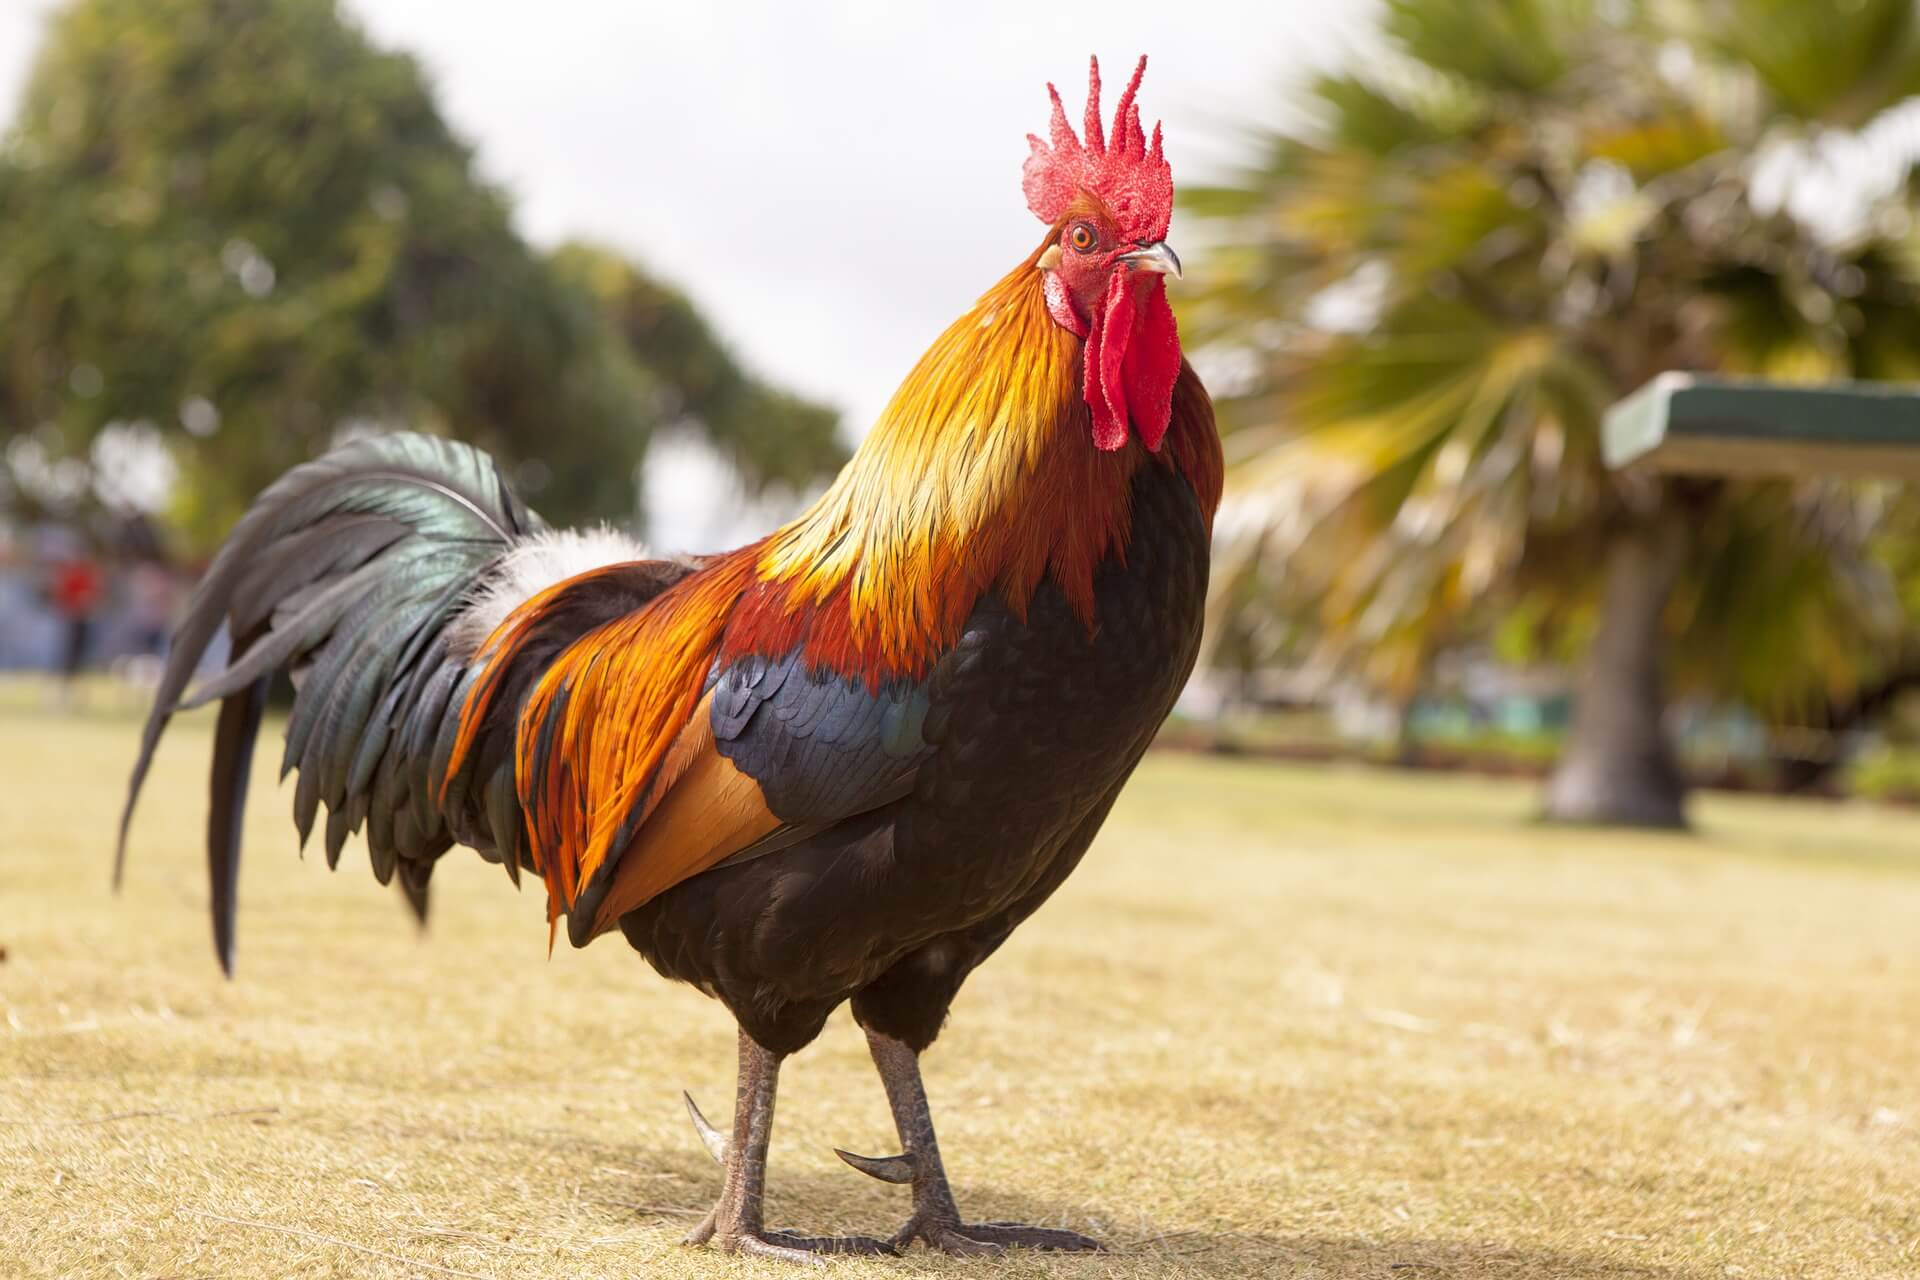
xmin=3 ymin=689 xmax=1919 ymax=1279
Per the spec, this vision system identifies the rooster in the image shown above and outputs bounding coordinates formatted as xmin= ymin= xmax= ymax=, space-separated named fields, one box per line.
xmin=121 ymin=56 xmax=1221 ymax=1261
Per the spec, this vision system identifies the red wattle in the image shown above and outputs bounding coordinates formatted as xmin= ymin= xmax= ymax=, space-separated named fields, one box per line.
xmin=1125 ymin=278 xmax=1180 ymax=452
xmin=1088 ymin=270 xmax=1134 ymax=450
xmin=1083 ymin=273 xmax=1180 ymax=452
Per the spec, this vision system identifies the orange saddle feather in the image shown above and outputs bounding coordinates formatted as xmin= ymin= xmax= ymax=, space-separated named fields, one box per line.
xmin=448 ymin=549 xmax=777 ymax=935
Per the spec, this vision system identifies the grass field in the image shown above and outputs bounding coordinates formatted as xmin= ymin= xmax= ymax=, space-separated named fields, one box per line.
xmin=4 ymin=689 xmax=1920 ymax=1279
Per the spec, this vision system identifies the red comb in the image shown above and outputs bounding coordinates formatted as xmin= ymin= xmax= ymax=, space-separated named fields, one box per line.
xmin=1022 ymin=56 xmax=1172 ymax=244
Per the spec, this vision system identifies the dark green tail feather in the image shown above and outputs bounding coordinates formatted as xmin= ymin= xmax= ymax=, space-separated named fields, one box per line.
xmin=117 ymin=433 xmax=543 ymax=974
xmin=206 ymin=673 xmax=269 ymax=976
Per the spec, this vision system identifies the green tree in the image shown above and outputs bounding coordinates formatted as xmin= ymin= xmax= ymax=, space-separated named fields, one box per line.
xmin=1184 ymin=0 xmax=1920 ymax=826
xmin=549 ymin=243 xmax=845 ymax=493
xmin=0 ymin=0 xmax=842 ymax=549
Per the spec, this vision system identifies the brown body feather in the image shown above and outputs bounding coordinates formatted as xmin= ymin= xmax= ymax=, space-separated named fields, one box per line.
xmin=446 ymin=231 xmax=1221 ymax=943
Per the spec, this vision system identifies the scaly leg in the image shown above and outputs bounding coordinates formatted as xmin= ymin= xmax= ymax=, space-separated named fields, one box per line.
xmin=682 ymin=1027 xmax=895 ymax=1264
xmin=835 ymin=1029 xmax=1105 ymax=1255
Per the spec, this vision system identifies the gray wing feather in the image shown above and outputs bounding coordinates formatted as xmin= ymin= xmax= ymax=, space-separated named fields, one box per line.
xmin=708 ymin=650 xmax=933 ymax=824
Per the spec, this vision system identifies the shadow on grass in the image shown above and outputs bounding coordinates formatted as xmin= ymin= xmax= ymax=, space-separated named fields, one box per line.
xmin=597 ymin=1145 xmax=1688 ymax=1277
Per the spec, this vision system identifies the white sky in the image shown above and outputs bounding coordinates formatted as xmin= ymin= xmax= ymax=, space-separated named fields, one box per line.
xmin=0 ymin=0 xmax=1371 ymax=545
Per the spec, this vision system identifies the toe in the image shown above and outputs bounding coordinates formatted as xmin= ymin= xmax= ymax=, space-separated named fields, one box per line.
xmin=921 ymin=1226 xmax=1006 ymax=1257
xmin=763 ymin=1229 xmax=899 ymax=1256
xmin=956 ymin=1222 xmax=1106 ymax=1252
xmin=680 ymin=1207 xmax=718 ymax=1246
xmin=725 ymin=1233 xmax=829 ymax=1266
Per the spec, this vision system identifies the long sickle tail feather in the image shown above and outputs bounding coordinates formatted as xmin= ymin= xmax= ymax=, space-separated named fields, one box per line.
xmin=116 ymin=433 xmax=543 ymax=974
xmin=206 ymin=673 xmax=270 ymax=976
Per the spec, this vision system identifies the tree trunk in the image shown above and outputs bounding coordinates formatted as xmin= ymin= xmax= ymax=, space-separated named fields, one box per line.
xmin=1542 ymin=517 xmax=1689 ymax=829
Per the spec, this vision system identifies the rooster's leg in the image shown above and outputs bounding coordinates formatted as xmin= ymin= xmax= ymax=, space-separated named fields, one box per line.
xmin=682 ymin=1027 xmax=896 ymax=1263
xmin=839 ymin=1029 xmax=1105 ymax=1255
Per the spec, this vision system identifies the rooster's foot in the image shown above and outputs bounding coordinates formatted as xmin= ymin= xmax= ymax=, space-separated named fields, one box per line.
xmin=844 ymin=1029 xmax=1107 ymax=1255
xmin=682 ymin=1209 xmax=896 ymax=1263
xmin=678 ymin=1037 xmax=900 ymax=1265
xmin=893 ymin=1213 xmax=1106 ymax=1255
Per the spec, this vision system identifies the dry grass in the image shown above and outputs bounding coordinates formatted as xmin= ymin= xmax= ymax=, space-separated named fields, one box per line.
xmin=4 ymin=686 xmax=1919 ymax=1278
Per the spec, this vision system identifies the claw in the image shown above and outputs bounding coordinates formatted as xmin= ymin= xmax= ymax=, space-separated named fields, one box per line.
xmin=682 ymin=1090 xmax=729 ymax=1165
xmin=833 ymin=1146 xmax=916 ymax=1184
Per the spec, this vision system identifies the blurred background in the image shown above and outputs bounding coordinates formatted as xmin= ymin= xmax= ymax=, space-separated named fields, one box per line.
xmin=10 ymin=10 xmax=1920 ymax=1274
xmin=2 ymin=0 xmax=1918 ymax=829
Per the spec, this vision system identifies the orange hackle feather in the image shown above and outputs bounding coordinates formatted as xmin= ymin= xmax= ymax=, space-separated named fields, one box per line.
xmin=446 ymin=236 xmax=1221 ymax=935
xmin=735 ymin=241 xmax=1136 ymax=680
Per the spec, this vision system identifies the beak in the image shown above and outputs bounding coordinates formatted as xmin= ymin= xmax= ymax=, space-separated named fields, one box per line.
xmin=1121 ymin=241 xmax=1182 ymax=280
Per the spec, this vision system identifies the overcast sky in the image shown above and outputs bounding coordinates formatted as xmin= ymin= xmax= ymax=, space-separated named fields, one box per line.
xmin=0 ymin=0 xmax=1371 ymax=545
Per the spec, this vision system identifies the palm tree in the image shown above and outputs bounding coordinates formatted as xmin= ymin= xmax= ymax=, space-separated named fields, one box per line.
xmin=1184 ymin=0 xmax=1920 ymax=826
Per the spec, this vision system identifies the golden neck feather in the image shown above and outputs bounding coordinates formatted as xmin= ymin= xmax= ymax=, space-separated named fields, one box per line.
xmin=747 ymin=246 xmax=1145 ymax=671
xmin=762 ymin=247 xmax=1079 ymax=589
xmin=740 ymin=236 xmax=1221 ymax=679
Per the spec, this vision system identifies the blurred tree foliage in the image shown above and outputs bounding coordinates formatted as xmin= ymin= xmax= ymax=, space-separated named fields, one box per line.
xmin=549 ymin=243 xmax=845 ymax=490
xmin=0 ymin=0 xmax=842 ymax=549
xmin=1185 ymin=0 xmax=1920 ymax=827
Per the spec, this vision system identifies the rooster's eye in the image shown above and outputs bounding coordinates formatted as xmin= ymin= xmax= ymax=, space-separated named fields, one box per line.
xmin=1067 ymin=223 xmax=1098 ymax=254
